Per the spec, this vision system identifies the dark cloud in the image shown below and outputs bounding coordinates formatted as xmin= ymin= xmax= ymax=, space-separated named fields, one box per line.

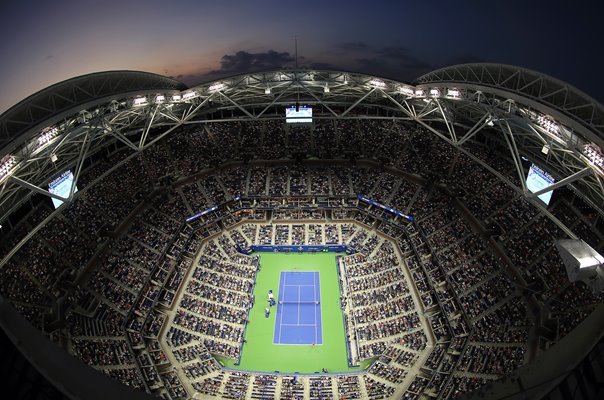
xmin=206 ymin=50 xmax=294 ymax=76
xmin=306 ymin=61 xmax=337 ymax=70
xmin=192 ymin=45 xmax=478 ymax=88
xmin=376 ymin=47 xmax=432 ymax=70
xmin=328 ymin=42 xmax=433 ymax=80
xmin=356 ymin=58 xmax=382 ymax=69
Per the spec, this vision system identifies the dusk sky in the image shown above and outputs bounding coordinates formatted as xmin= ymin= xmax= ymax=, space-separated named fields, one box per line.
xmin=0 ymin=0 xmax=602 ymax=114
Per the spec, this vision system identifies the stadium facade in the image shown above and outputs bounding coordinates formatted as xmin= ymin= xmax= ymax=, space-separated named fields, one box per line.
xmin=0 ymin=65 xmax=603 ymax=400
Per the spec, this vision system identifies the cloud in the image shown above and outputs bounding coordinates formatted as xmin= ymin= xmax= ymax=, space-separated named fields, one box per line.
xmin=188 ymin=44 xmax=482 ymax=87
xmin=206 ymin=50 xmax=294 ymax=76
xmin=305 ymin=61 xmax=337 ymax=70
xmin=326 ymin=42 xmax=433 ymax=80
xmin=329 ymin=44 xmax=432 ymax=81
xmin=376 ymin=47 xmax=432 ymax=70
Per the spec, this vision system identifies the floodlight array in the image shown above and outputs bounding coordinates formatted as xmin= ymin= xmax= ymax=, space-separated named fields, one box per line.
xmin=0 ymin=156 xmax=16 ymax=182
xmin=37 ymin=127 xmax=59 ymax=147
xmin=133 ymin=96 xmax=148 ymax=107
xmin=583 ymin=143 xmax=604 ymax=172
xmin=155 ymin=95 xmax=165 ymax=104
xmin=182 ymin=91 xmax=197 ymax=100
xmin=537 ymin=114 xmax=560 ymax=134
xmin=208 ymin=83 xmax=225 ymax=92
xmin=446 ymin=89 xmax=460 ymax=98
xmin=399 ymin=86 xmax=414 ymax=95
xmin=369 ymin=79 xmax=386 ymax=88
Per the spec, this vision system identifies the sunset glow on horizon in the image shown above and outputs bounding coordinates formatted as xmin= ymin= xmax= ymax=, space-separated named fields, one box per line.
xmin=1 ymin=0 xmax=602 ymax=114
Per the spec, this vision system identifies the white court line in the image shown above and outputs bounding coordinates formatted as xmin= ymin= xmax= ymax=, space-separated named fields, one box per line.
xmin=297 ymin=285 xmax=300 ymax=325
xmin=313 ymin=272 xmax=317 ymax=344
xmin=317 ymin=271 xmax=323 ymax=344
xmin=284 ymin=284 xmax=315 ymax=287
xmin=277 ymin=272 xmax=287 ymax=344
xmin=280 ymin=323 xmax=317 ymax=326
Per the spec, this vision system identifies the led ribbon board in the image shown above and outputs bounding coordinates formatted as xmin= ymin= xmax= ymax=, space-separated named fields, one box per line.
xmin=186 ymin=206 xmax=218 ymax=222
xmin=186 ymin=197 xmax=239 ymax=222
xmin=358 ymin=195 xmax=414 ymax=221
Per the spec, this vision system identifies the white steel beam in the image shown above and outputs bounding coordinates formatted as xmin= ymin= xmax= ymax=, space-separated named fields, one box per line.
xmin=456 ymin=110 xmax=491 ymax=146
xmin=526 ymin=167 xmax=591 ymax=199
xmin=435 ymin=99 xmax=457 ymax=142
xmin=340 ymin=88 xmax=376 ymax=117
xmin=218 ymin=91 xmax=255 ymax=119
xmin=139 ymin=105 xmax=160 ymax=149
xmin=10 ymin=176 xmax=68 ymax=203
xmin=499 ymin=119 xmax=528 ymax=192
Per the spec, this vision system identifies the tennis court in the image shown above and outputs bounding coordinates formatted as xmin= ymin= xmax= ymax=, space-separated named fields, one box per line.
xmin=273 ymin=271 xmax=322 ymax=345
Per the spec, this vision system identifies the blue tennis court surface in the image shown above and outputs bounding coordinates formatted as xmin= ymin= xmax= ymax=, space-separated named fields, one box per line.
xmin=273 ymin=271 xmax=322 ymax=345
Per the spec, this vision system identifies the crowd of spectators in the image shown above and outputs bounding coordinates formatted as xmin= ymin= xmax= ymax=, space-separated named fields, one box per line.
xmin=365 ymin=376 xmax=396 ymax=400
xmin=72 ymin=338 xmax=134 ymax=367
xmin=192 ymin=373 xmax=225 ymax=397
xmin=368 ymin=361 xmax=407 ymax=384
xmin=1 ymin=117 xmax=602 ymax=400
xmin=309 ymin=376 xmax=333 ymax=400
xmin=280 ymin=376 xmax=305 ymax=400
xmin=458 ymin=344 xmax=526 ymax=375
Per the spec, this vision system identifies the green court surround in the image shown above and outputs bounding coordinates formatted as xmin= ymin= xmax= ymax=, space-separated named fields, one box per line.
xmin=216 ymin=252 xmax=371 ymax=373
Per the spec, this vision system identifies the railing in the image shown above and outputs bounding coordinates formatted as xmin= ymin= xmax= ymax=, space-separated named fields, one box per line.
xmin=236 ymin=255 xmax=260 ymax=366
xmin=335 ymin=255 xmax=360 ymax=368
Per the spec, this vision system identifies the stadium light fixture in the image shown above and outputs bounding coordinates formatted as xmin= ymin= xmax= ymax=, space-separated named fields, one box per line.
xmin=50 ymin=154 xmax=58 ymax=162
xmin=171 ymin=94 xmax=181 ymax=103
xmin=133 ymin=96 xmax=148 ymax=107
xmin=0 ymin=156 xmax=17 ymax=182
xmin=324 ymin=84 xmax=330 ymax=93
xmin=429 ymin=88 xmax=440 ymax=97
xmin=399 ymin=86 xmax=414 ymax=95
xmin=529 ymin=112 xmax=568 ymax=145
xmin=446 ymin=89 xmax=460 ymax=98
xmin=182 ymin=91 xmax=197 ymax=101
xmin=37 ymin=127 xmax=59 ymax=147
xmin=542 ymin=145 xmax=550 ymax=155
xmin=155 ymin=95 xmax=165 ymax=104
xmin=415 ymin=89 xmax=425 ymax=97
xmin=265 ymin=86 xmax=271 ymax=94
xmin=536 ymin=114 xmax=560 ymax=134
xmin=208 ymin=83 xmax=225 ymax=92
xmin=344 ymin=75 xmax=348 ymax=84
xmin=583 ymin=143 xmax=604 ymax=174
xmin=369 ymin=79 xmax=386 ymax=88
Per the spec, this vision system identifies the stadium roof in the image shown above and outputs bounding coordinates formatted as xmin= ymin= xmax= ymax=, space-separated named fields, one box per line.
xmin=0 ymin=64 xmax=603 ymax=228
xmin=0 ymin=70 xmax=186 ymax=156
